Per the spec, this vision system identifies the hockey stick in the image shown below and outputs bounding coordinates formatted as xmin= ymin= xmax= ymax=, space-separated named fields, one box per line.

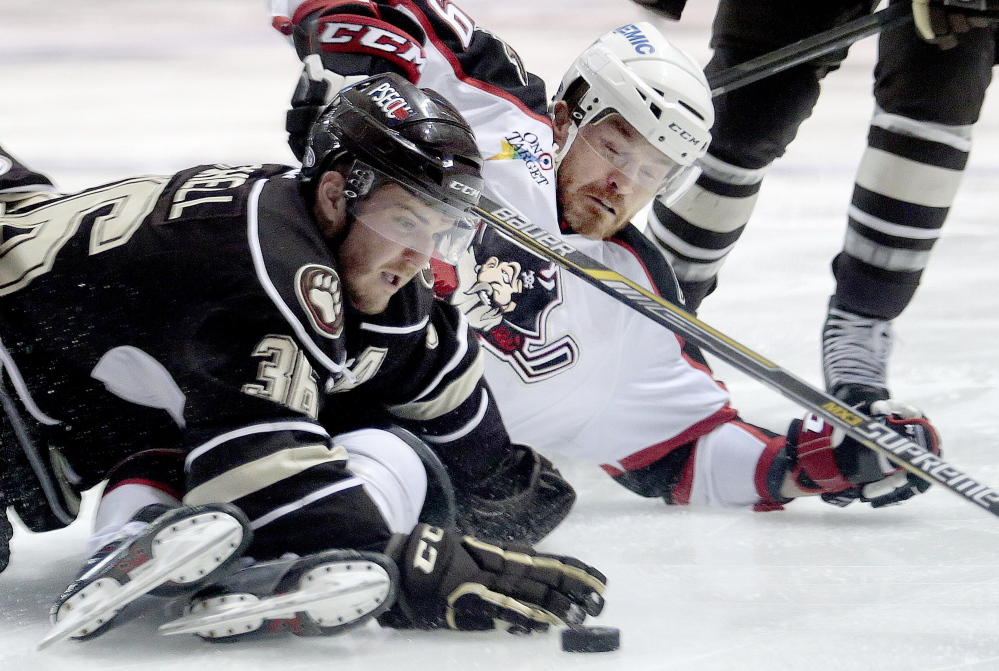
xmin=472 ymin=196 xmax=999 ymax=518
xmin=0 ymin=376 xmax=77 ymax=527
xmin=707 ymin=2 xmax=914 ymax=96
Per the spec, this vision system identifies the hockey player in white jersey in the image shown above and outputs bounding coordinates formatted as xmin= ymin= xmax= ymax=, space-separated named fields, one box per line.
xmin=270 ymin=0 xmax=941 ymax=515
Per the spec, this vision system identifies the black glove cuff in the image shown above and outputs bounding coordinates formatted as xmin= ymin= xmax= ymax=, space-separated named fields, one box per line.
xmin=455 ymin=447 xmax=575 ymax=544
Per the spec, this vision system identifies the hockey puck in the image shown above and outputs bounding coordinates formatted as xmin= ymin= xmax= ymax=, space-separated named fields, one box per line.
xmin=561 ymin=625 xmax=620 ymax=653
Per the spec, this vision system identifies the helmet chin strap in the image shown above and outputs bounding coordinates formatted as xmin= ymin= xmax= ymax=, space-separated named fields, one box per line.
xmin=553 ymin=122 xmax=579 ymax=171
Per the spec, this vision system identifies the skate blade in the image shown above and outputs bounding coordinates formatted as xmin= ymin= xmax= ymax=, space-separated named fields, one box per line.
xmin=158 ymin=573 xmax=390 ymax=637
xmin=38 ymin=513 xmax=246 ymax=650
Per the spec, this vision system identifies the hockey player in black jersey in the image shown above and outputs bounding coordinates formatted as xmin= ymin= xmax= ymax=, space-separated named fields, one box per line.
xmin=0 ymin=74 xmax=603 ymax=647
xmin=641 ymin=0 xmax=999 ymax=407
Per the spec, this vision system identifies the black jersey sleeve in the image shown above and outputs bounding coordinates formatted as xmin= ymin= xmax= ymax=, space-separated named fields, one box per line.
xmin=385 ymin=300 xmax=512 ymax=485
xmin=337 ymin=280 xmax=514 ymax=486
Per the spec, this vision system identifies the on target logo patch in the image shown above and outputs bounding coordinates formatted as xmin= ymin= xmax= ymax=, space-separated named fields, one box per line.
xmin=296 ymin=264 xmax=345 ymax=339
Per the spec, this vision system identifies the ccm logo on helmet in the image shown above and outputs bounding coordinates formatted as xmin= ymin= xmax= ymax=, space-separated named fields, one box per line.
xmin=367 ymin=81 xmax=414 ymax=121
xmin=616 ymin=24 xmax=655 ymax=55
xmin=669 ymin=122 xmax=705 ymax=148
xmin=449 ymin=180 xmax=481 ymax=200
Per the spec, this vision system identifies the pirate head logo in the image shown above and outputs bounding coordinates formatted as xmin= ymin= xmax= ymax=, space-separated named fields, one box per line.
xmin=450 ymin=226 xmax=577 ymax=382
xmin=296 ymin=264 xmax=345 ymax=339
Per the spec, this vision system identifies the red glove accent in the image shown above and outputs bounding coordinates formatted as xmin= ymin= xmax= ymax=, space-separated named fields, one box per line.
xmin=272 ymin=15 xmax=294 ymax=35
xmin=314 ymin=13 xmax=426 ymax=82
xmin=886 ymin=414 xmax=940 ymax=456
xmin=271 ymin=0 xmax=381 ymax=33
xmin=291 ymin=0 xmax=380 ymax=25
xmin=790 ymin=416 xmax=854 ymax=494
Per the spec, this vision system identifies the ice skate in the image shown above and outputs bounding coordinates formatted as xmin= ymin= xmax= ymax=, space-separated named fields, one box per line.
xmin=822 ymin=302 xmax=893 ymax=407
xmin=38 ymin=502 xmax=252 ymax=650
xmin=159 ymin=549 xmax=397 ymax=640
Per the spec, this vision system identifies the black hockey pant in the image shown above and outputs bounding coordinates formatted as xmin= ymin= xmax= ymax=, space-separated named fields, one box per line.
xmin=647 ymin=0 xmax=996 ymax=319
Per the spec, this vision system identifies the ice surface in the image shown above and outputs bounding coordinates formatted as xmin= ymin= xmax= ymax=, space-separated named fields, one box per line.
xmin=3 ymin=1 xmax=999 ymax=669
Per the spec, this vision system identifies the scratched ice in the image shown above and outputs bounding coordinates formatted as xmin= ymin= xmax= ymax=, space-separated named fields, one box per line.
xmin=3 ymin=1 xmax=999 ymax=669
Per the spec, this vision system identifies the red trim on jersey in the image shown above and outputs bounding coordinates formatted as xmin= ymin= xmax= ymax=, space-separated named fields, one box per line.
xmin=392 ymin=0 xmax=552 ymax=127
xmin=102 ymin=478 xmax=183 ymax=503
xmin=602 ymin=403 xmax=739 ymax=474
xmin=676 ymin=335 xmax=716 ymax=377
xmin=607 ymin=237 xmax=660 ymax=296
xmin=606 ymin=236 xmax=723 ymax=384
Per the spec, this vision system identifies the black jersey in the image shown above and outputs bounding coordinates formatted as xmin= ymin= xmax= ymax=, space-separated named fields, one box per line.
xmin=0 ymin=164 xmax=514 ymax=555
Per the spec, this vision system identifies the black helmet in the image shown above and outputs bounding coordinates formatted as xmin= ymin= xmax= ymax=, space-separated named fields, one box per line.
xmin=300 ymin=72 xmax=483 ymax=217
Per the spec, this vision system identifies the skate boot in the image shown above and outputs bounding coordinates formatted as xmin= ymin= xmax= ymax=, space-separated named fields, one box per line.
xmin=38 ymin=502 xmax=252 ymax=650
xmin=159 ymin=549 xmax=398 ymax=641
xmin=822 ymin=301 xmax=893 ymax=407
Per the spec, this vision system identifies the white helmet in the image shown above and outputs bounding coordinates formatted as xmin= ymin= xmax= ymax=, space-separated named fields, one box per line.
xmin=553 ymin=22 xmax=713 ymax=199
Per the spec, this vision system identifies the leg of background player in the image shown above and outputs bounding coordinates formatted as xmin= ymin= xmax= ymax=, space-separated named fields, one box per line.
xmin=646 ymin=0 xmax=872 ymax=311
xmin=822 ymin=6 xmax=997 ymax=404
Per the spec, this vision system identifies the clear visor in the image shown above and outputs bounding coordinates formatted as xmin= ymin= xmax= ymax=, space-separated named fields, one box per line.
xmin=347 ymin=165 xmax=481 ymax=265
xmin=575 ymin=113 xmax=692 ymax=197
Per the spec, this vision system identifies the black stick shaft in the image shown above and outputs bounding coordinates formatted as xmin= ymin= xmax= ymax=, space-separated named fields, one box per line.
xmin=474 ymin=197 xmax=999 ymax=519
xmin=707 ymin=2 xmax=914 ymax=96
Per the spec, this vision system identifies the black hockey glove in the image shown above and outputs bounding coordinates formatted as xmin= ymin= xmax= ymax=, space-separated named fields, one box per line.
xmin=285 ymin=58 xmax=353 ymax=161
xmin=454 ymin=446 xmax=576 ymax=545
xmin=912 ymin=0 xmax=999 ymax=49
xmin=380 ymin=524 xmax=606 ymax=633
xmin=779 ymin=400 xmax=941 ymax=508
xmin=276 ymin=0 xmax=427 ymax=160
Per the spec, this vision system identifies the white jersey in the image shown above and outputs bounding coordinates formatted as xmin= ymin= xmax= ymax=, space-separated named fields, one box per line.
xmin=271 ymin=0 xmax=786 ymax=509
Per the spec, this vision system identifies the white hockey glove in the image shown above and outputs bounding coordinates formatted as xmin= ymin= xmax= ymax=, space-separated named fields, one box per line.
xmin=912 ymin=0 xmax=999 ymax=49
xmin=781 ymin=400 xmax=941 ymax=508
xmin=380 ymin=524 xmax=606 ymax=633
